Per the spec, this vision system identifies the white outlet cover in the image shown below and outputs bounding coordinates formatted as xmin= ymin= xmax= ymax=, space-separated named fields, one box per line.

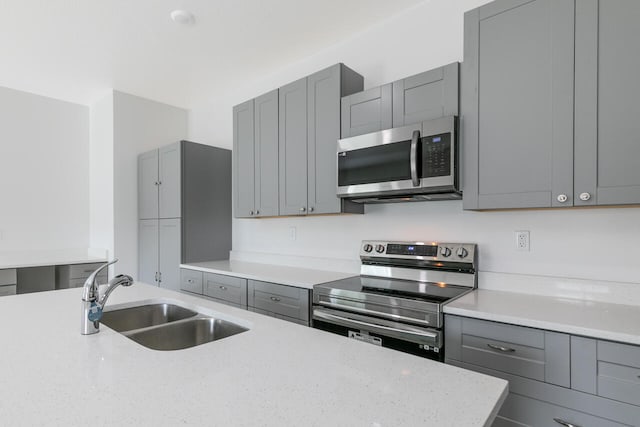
xmin=515 ymin=230 xmax=530 ymax=251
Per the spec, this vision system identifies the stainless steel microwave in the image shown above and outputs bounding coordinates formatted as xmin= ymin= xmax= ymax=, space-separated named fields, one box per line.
xmin=336 ymin=116 xmax=460 ymax=203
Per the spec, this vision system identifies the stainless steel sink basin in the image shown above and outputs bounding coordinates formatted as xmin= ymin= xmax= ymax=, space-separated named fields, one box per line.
xmin=101 ymin=300 xmax=249 ymax=350
xmin=124 ymin=317 xmax=249 ymax=351
xmin=101 ymin=303 xmax=197 ymax=332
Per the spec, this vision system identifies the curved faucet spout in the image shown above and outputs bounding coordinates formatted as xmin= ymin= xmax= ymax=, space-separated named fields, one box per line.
xmin=98 ymin=274 xmax=134 ymax=308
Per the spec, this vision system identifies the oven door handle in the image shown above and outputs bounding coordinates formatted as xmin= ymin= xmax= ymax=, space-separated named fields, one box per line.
xmin=313 ymin=308 xmax=439 ymax=343
xmin=410 ymin=130 xmax=420 ymax=187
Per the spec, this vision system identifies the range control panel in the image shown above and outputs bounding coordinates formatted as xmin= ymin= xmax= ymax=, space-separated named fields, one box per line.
xmin=360 ymin=240 xmax=475 ymax=263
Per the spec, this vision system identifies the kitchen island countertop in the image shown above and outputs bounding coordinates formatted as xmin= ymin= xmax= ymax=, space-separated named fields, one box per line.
xmin=0 ymin=283 xmax=507 ymax=426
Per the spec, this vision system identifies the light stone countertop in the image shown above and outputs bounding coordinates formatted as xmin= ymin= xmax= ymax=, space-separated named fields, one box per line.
xmin=0 ymin=283 xmax=507 ymax=426
xmin=180 ymin=260 xmax=356 ymax=289
xmin=0 ymin=248 xmax=107 ymax=269
xmin=444 ymin=289 xmax=640 ymax=345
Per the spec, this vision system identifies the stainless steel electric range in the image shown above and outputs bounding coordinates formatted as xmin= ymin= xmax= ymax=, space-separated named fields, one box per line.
xmin=312 ymin=240 xmax=477 ymax=361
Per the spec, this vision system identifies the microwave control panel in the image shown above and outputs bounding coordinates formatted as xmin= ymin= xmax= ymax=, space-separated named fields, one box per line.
xmin=421 ymin=132 xmax=451 ymax=178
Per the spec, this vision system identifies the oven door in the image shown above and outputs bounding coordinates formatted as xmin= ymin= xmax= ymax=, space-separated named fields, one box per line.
xmin=312 ymin=307 xmax=444 ymax=361
xmin=337 ymin=124 xmax=422 ymax=197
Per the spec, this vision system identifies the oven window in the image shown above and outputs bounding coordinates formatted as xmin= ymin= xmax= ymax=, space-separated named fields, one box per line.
xmin=338 ymin=140 xmax=412 ymax=186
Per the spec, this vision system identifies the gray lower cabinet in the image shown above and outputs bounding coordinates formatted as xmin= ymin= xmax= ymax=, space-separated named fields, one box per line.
xmin=445 ymin=314 xmax=640 ymax=426
xmin=55 ymin=263 xmax=107 ymax=289
xmin=392 ymin=62 xmax=459 ymax=128
xmin=463 ymin=0 xmax=640 ymax=210
xmin=0 ymin=269 xmax=17 ymax=296
xmin=341 ymin=84 xmax=392 ymax=138
xmin=203 ymin=273 xmax=247 ymax=308
xmin=180 ymin=268 xmax=203 ymax=294
xmin=247 ymin=280 xmax=310 ymax=325
xmin=138 ymin=218 xmax=181 ymax=291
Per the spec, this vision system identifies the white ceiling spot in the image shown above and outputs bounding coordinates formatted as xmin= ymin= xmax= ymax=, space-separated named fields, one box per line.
xmin=0 ymin=0 xmax=425 ymax=108
xmin=170 ymin=10 xmax=195 ymax=26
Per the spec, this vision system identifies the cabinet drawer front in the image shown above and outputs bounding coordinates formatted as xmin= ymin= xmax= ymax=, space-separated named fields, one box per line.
xmin=203 ymin=273 xmax=246 ymax=306
xmin=0 ymin=269 xmax=17 ymax=286
xmin=462 ymin=335 xmax=545 ymax=382
xmin=248 ymin=280 xmax=309 ymax=321
xmin=462 ymin=317 xmax=545 ymax=348
xmin=249 ymin=307 xmax=309 ymax=326
xmin=0 ymin=285 xmax=17 ymax=296
xmin=597 ymin=341 xmax=640 ymax=406
xmin=180 ymin=269 xmax=203 ymax=294
xmin=499 ymin=392 xmax=627 ymax=427
xmin=69 ymin=263 xmax=106 ymax=279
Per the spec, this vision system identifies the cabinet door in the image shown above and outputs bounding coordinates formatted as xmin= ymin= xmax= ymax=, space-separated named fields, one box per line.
xmin=158 ymin=218 xmax=180 ymax=292
xmin=341 ymin=84 xmax=392 ymax=137
xmin=138 ymin=149 xmax=158 ymax=219
xmin=308 ymin=64 xmax=341 ymax=215
xmin=279 ymin=77 xmax=308 ymax=215
xmin=574 ymin=0 xmax=640 ymax=206
xmin=462 ymin=0 xmax=575 ymax=209
xmin=158 ymin=142 xmax=181 ymax=219
xmin=233 ymin=99 xmax=256 ymax=218
xmin=138 ymin=219 xmax=159 ymax=285
xmin=392 ymin=62 xmax=458 ymax=127
xmin=254 ymin=90 xmax=279 ymax=217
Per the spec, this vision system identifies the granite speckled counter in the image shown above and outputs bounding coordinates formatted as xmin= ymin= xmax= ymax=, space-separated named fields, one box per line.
xmin=0 ymin=283 xmax=507 ymax=426
xmin=180 ymin=260 xmax=356 ymax=289
xmin=444 ymin=289 xmax=640 ymax=345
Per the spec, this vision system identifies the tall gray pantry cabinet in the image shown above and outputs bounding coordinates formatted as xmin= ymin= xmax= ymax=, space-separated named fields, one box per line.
xmin=138 ymin=141 xmax=232 ymax=290
xmin=233 ymin=63 xmax=364 ymax=218
xmin=462 ymin=0 xmax=640 ymax=210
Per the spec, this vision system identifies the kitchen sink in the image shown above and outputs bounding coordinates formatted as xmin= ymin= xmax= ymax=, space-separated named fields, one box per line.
xmin=101 ymin=303 xmax=197 ymax=332
xmin=124 ymin=317 xmax=249 ymax=351
xmin=101 ymin=300 xmax=249 ymax=350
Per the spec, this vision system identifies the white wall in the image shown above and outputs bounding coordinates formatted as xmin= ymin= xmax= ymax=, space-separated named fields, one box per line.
xmin=0 ymin=86 xmax=90 ymax=251
xmin=187 ymin=0 xmax=640 ymax=287
xmin=89 ymin=92 xmax=114 ymax=259
xmin=112 ymin=91 xmax=187 ymax=277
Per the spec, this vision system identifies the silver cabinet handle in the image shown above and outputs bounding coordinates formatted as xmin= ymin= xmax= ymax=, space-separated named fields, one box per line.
xmin=187 ymin=279 xmax=193 ymax=283
xmin=487 ymin=343 xmax=516 ymax=353
xmin=553 ymin=418 xmax=581 ymax=427
xmin=158 ymin=181 xmax=162 ymax=185
xmin=155 ymin=272 xmax=159 ymax=282
xmin=410 ymin=130 xmax=420 ymax=187
xmin=300 ymin=207 xmax=306 ymax=212
xmin=270 ymin=296 xmax=281 ymax=302
xmin=557 ymin=194 xmax=568 ymax=203
xmin=579 ymin=192 xmax=591 ymax=201
xmin=154 ymin=181 xmax=159 ymax=186
xmin=255 ymin=210 xmax=260 ymax=215
xmin=249 ymin=210 xmax=254 ymax=215
xmin=219 ymin=286 xmax=227 ymax=291
xmin=309 ymin=207 xmax=314 ymax=212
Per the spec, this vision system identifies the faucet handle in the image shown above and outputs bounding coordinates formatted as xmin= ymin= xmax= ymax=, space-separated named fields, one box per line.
xmin=82 ymin=258 xmax=119 ymax=301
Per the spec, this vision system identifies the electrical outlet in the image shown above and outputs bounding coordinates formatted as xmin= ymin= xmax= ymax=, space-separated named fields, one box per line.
xmin=289 ymin=226 xmax=296 ymax=241
xmin=515 ymin=230 xmax=530 ymax=251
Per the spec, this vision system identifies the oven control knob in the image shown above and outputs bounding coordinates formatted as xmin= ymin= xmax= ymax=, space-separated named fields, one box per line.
xmin=363 ymin=244 xmax=373 ymax=253
xmin=375 ymin=244 xmax=385 ymax=253
xmin=439 ymin=247 xmax=452 ymax=257
xmin=456 ymin=247 xmax=468 ymax=258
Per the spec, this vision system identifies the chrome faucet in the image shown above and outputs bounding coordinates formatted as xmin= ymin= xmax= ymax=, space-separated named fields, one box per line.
xmin=81 ymin=259 xmax=134 ymax=335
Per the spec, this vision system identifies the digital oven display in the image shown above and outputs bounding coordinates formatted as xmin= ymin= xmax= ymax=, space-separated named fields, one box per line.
xmin=386 ymin=244 xmax=438 ymax=257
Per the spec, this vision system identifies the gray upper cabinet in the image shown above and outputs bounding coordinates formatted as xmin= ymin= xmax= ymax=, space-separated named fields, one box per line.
xmin=341 ymin=83 xmax=392 ymax=138
xmin=254 ymin=90 xmax=279 ymax=217
xmin=158 ymin=143 xmax=181 ymax=218
xmin=232 ymin=99 xmax=255 ymax=218
xmin=574 ymin=0 xmax=640 ymax=206
xmin=234 ymin=63 xmax=363 ymax=218
xmin=279 ymin=77 xmax=309 ymax=216
xmin=138 ymin=149 xmax=159 ymax=220
xmin=462 ymin=0 xmax=575 ymax=210
xmin=392 ymin=62 xmax=459 ymax=127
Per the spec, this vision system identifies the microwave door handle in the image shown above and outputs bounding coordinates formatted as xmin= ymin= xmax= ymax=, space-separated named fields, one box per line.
xmin=410 ymin=130 xmax=420 ymax=186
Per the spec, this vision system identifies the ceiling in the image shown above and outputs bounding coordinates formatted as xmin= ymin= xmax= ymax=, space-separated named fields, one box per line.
xmin=0 ymin=0 xmax=425 ymax=108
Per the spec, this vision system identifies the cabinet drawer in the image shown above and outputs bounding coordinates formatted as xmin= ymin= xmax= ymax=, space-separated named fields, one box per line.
xmin=180 ymin=269 xmax=203 ymax=294
xmin=248 ymin=280 xmax=309 ymax=322
xmin=597 ymin=341 xmax=640 ymax=407
xmin=447 ymin=315 xmax=570 ymax=386
xmin=249 ymin=307 xmax=309 ymax=326
xmin=496 ymin=392 xmax=627 ymax=427
xmin=203 ymin=273 xmax=247 ymax=307
xmin=0 ymin=269 xmax=17 ymax=286
xmin=0 ymin=285 xmax=17 ymax=297
xmin=69 ymin=263 xmax=106 ymax=279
